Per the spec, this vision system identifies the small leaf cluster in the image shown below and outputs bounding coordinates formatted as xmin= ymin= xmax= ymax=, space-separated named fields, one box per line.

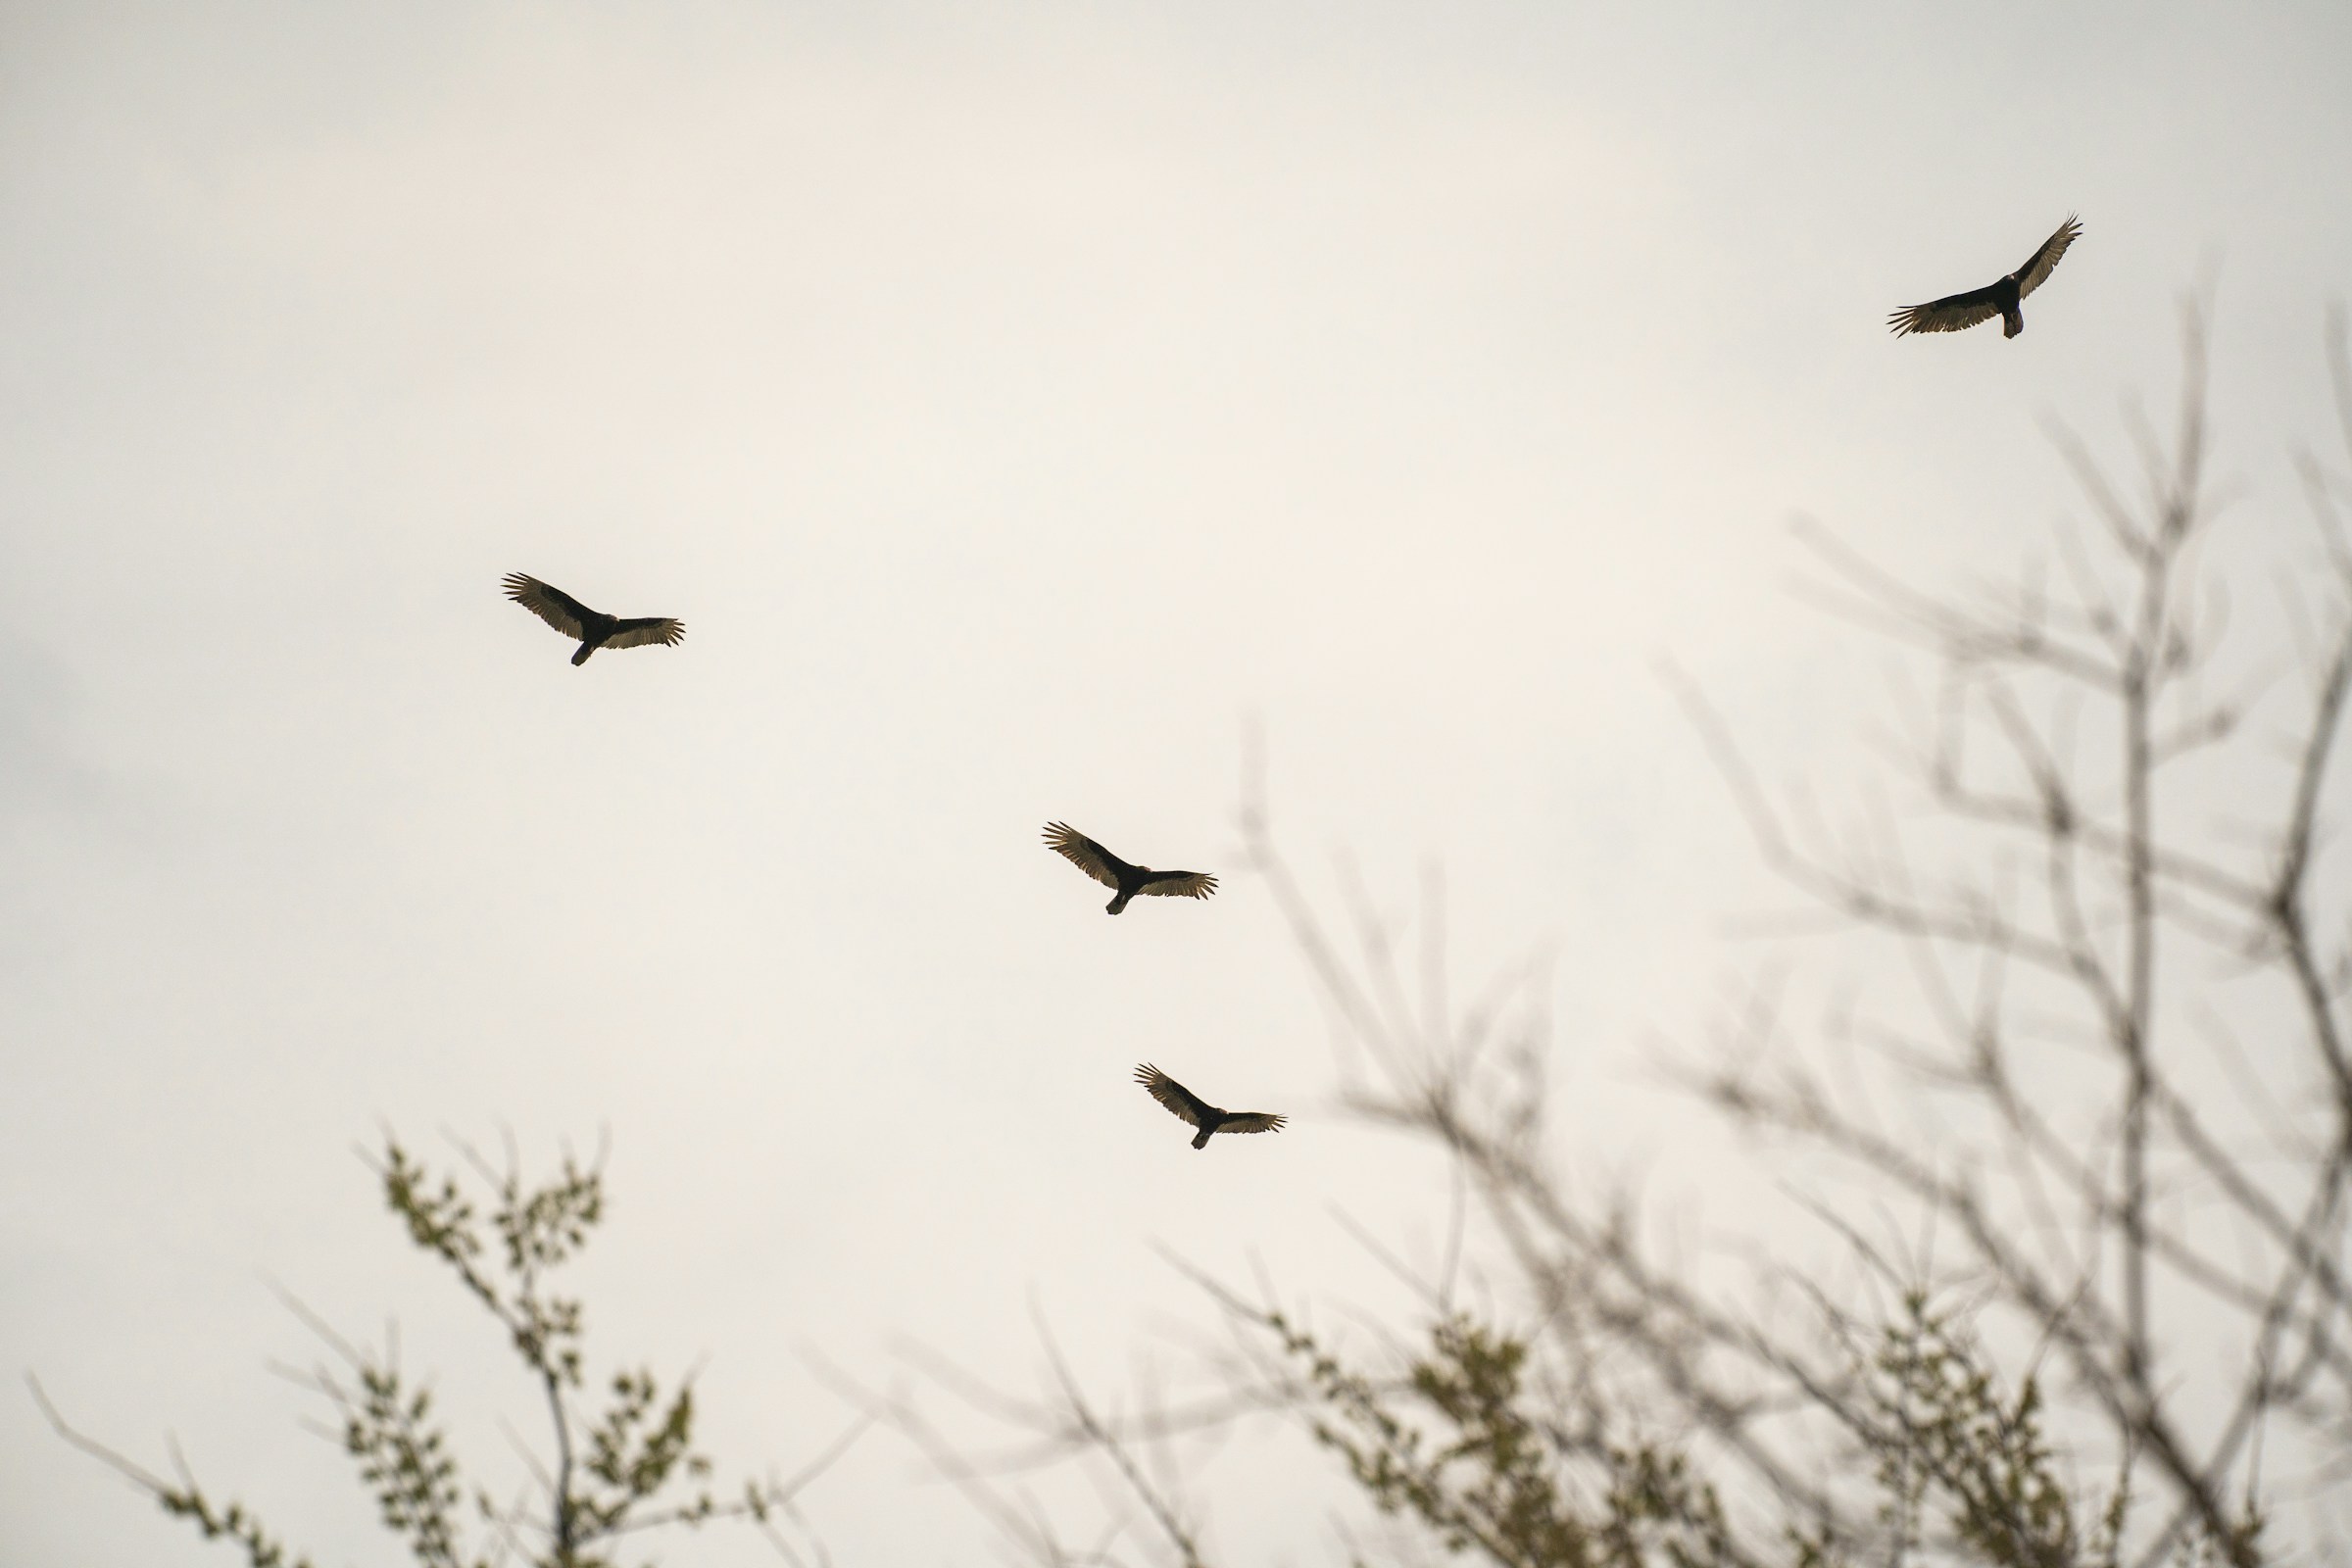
xmin=156 ymin=1486 xmax=314 ymax=1568
xmin=50 ymin=1134 xmax=833 ymax=1568
xmin=380 ymin=1139 xmax=597 ymax=1389
xmin=365 ymin=1138 xmax=735 ymax=1566
xmin=1860 ymin=1297 xmax=2263 ymax=1568
xmin=574 ymin=1370 xmax=716 ymax=1539
xmin=342 ymin=1359 xmax=478 ymax=1567
xmin=1868 ymin=1295 xmax=2080 ymax=1568
xmin=1272 ymin=1309 xmax=1731 ymax=1568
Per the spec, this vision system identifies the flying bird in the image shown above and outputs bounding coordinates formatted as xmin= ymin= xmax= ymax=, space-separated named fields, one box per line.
xmin=501 ymin=573 xmax=685 ymax=666
xmin=1888 ymin=215 xmax=2082 ymax=340
xmin=1043 ymin=822 xmax=1216 ymax=914
xmin=1134 ymin=1063 xmax=1287 ymax=1151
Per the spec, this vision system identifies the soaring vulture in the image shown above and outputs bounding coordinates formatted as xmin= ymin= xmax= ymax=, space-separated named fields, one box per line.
xmin=1888 ymin=215 xmax=2082 ymax=340
xmin=1043 ymin=822 xmax=1217 ymax=914
xmin=1133 ymin=1063 xmax=1287 ymax=1151
xmin=502 ymin=573 xmax=685 ymax=666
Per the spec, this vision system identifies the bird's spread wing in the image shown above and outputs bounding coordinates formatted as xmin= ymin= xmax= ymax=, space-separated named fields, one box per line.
xmin=503 ymin=573 xmax=593 ymax=639
xmin=602 ymin=616 xmax=685 ymax=651
xmin=1045 ymin=822 xmax=1126 ymax=890
xmin=1887 ymin=284 xmax=2004 ymax=337
xmin=1216 ymin=1111 xmax=1287 ymax=1136
xmin=2013 ymin=215 xmax=2082 ymax=300
xmin=1137 ymin=870 xmax=1217 ymax=901
xmin=1134 ymin=1063 xmax=1207 ymax=1129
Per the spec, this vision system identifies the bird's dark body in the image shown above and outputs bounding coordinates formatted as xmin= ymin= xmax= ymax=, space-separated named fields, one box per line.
xmin=1042 ymin=823 xmax=1217 ymax=914
xmin=1992 ymin=275 xmax=2025 ymax=339
xmin=1158 ymin=1081 xmax=1230 ymax=1148
xmin=502 ymin=573 xmax=685 ymax=666
xmin=1152 ymin=1069 xmax=1239 ymax=1149
xmin=1105 ymin=858 xmax=1197 ymax=915
xmin=569 ymin=612 xmax=619 ymax=664
xmin=1133 ymin=1063 xmax=1286 ymax=1150
xmin=1888 ymin=216 xmax=2080 ymax=341
xmin=1099 ymin=848 xmax=1149 ymax=915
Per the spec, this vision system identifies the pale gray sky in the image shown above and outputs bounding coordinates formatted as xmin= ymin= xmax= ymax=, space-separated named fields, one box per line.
xmin=5 ymin=3 xmax=2351 ymax=1563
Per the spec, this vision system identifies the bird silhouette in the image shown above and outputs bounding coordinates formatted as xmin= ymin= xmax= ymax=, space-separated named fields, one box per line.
xmin=1133 ymin=1063 xmax=1286 ymax=1150
xmin=1043 ymin=822 xmax=1216 ymax=914
xmin=1889 ymin=216 xmax=2082 ymax=340
xmin=502 ymin=573 xmax=685 ymax=666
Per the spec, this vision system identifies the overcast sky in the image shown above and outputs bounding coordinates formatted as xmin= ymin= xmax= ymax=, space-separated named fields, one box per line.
xmin=5 ymin=3 xmax=2351 ymax=1563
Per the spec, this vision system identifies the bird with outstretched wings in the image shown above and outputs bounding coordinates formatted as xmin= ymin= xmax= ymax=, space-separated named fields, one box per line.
xmin=1044 ymin=822 xmax=1216 ymax=914
xmin=1889 ymin=215 xmax=2082 ymax=340
xmin=1134 ymin=1063 xmax=1286 ymax=1150
xmin=502 ymin=573 xmax=685 ymax=666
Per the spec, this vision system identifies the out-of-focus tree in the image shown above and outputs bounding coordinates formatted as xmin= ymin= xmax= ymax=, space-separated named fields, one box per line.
xmin=881 ymin=308 xmax=2351 ymax=1567
xmin=32 ymin=1135 xmax=858 ymax=1568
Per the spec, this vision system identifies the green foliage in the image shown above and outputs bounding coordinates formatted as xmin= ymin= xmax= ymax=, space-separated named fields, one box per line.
xmin=581 ymin=1370 xmax=712 ymax=1527
xmin=1858 ymin=1298 xmax=2262 ymax=1568
xmin=158 ymin=1488 xmax=314 ymax=1568
xmin=379 ymin=1139 xmax=597 ymax=1388
xmin=39 ymin=1134 xmax=839 ymax=1568
xmin=1272 ymin=1309 xmax=1732 ymax=1568
xmin=1867 ymin=1296 xmax=2079 ymax=1568
xmin=1263 ymin=1294 xmax=2269 ymax=1568
xmin=340 ymin=1358 xmax=473 ymax=1567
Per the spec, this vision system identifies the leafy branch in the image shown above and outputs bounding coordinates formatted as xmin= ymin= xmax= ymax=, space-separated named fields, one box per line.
xmin=33 ymin=1133 xmax=861 ymax=1568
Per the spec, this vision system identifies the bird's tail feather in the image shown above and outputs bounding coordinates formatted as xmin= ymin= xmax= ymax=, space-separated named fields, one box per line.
xmin=2002 ymin=307 xmax=2024 ymax=339
xmin=571 ymin=643 xmax=595 ymax=666
xmin=1106 ymin=890 xmax=1132 ymax=915
xmin=1192 ymin=1128 xmax=1211 ymax=1150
